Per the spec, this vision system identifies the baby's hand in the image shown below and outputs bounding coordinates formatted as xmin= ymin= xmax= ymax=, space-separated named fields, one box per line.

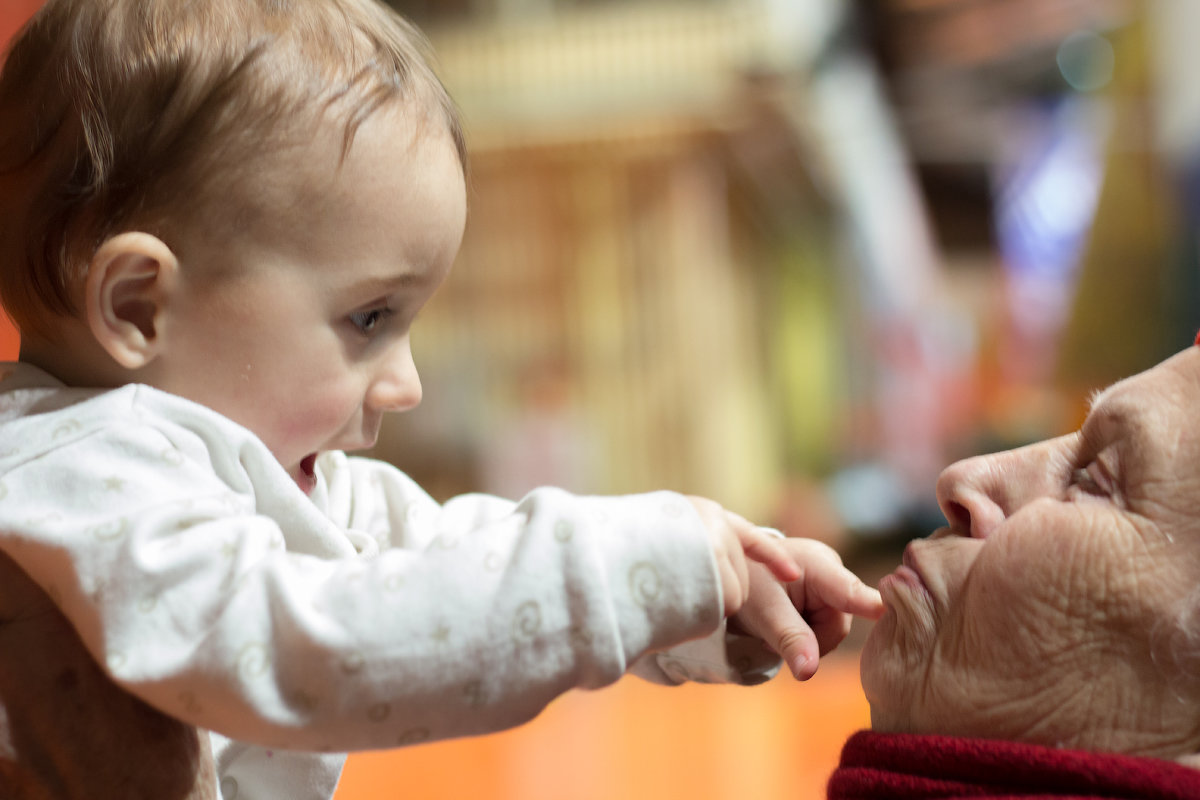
xmin=686 ymin=496 xmax=802 ymax=618
xmin=733 ymin=538 xmax=883 ymax=681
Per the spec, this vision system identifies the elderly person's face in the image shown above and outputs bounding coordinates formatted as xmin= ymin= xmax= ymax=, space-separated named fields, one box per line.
xmin=861 ymin=345 xmax=1200 ymax=761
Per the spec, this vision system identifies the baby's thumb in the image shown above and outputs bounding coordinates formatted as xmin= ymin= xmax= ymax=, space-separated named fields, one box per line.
xmin=771 ymin=620 xmax=820 ymax=681
xmin=735 ymin=578 xmax=821 ymax=680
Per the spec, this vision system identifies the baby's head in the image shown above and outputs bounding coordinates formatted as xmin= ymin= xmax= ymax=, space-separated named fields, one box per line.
xmin=0 ymin=0 xmax=464 ymax=339
xmin=0 ymin=0 xmax=469 ymax=491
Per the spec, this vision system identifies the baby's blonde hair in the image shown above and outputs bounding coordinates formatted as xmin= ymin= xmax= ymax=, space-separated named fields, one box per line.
xmin=0 ymin=0 xmax=466 ymax=339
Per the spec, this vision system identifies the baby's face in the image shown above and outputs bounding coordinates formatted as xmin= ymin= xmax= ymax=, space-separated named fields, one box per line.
xmin=148 ymin=105 xmax=466 ymax=492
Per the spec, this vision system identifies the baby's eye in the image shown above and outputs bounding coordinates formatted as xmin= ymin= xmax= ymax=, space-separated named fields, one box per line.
xmin=349 ymin=307 xmax=392 ymax=336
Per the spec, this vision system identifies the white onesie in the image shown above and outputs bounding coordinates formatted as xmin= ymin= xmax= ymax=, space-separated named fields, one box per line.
xmin=0 ymin=362 xmax=779 ymax=799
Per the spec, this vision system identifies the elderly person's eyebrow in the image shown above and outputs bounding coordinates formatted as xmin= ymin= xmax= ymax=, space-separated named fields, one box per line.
xmin=1086 ymin=385 xmax=1114 ymax=414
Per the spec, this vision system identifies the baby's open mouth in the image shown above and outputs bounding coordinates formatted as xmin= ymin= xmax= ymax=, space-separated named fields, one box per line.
xmin=300 ymin=453 xmax=317 ymax=479
xmin=293 ymin=453 xmax=319 ymax=494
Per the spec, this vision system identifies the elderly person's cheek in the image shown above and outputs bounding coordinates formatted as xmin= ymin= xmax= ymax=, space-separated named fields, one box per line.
xmin=932 ymin=531 xmax=1164 ymax=739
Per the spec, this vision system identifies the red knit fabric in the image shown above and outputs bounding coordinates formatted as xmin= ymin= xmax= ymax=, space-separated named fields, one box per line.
xmin=827 ymin=730 xmax=1200 ymax=799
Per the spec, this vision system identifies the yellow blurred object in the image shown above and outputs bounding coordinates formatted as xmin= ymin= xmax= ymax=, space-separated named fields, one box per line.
xmin=1057 ymin=13 xmax=1181 ymax=393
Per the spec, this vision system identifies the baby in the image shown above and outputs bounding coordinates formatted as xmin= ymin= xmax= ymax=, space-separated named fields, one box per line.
xmin=0 ymin=1 xmax=883 ymax=798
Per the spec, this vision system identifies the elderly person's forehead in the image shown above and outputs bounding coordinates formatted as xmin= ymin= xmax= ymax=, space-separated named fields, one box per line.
xmin=1087 ymin=346 xmax=1200 ymax=420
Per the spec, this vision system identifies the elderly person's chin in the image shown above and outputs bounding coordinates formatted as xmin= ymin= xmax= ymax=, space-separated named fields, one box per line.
xmin=860 ymin=572 xmax=1200 ymax=767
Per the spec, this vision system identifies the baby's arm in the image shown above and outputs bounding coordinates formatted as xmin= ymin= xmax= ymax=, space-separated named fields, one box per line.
xmin=2 ymin=425 xmax=758 ymax=754
xmin=335 ymin=458 xmax=810 ymax=689
xmin=732 ymin=538 xmax=883 ymax=680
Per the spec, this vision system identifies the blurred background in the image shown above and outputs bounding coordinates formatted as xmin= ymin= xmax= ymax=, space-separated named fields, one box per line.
xmin=5 ymin=0 xmax=1200 ymax=797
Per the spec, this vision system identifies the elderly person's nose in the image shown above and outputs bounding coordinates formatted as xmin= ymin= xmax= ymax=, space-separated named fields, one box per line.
xmin=936 ymin=436 xmax=1072 ymax=539
xmin=935 ymin=455 xmax=1008 ymax=538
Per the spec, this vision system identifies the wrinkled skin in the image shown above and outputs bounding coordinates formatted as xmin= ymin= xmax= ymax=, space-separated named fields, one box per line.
xmin=0 ymin=551 xmax=216 ymax=799
xmin=862 ymin=345 xmax=1200 ymax=763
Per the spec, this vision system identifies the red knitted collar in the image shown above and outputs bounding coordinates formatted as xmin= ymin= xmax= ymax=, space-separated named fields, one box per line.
xmin=828 ymin=730 xmax=1200 ymax=799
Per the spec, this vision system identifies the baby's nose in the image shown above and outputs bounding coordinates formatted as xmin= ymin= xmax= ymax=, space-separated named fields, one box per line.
xmin=368 ymin=346 xmax=422 ymax=413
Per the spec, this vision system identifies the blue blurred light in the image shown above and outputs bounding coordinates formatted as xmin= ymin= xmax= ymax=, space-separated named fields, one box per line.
xmin=1057 ymin=30 xmax=1115 ymax=92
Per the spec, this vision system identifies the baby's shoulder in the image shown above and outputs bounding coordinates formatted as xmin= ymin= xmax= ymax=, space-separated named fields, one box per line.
xmin=0 ymin=374 xmax=257 ymax=476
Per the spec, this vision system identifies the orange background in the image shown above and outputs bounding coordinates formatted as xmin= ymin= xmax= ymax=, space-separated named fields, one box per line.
xmin=0 ymin=0 xmax=36 ymax=361
xmin=332 ymin=658 xmax=867 ymax=800
xmin=0 ymin=5 xmax=868 ymax=798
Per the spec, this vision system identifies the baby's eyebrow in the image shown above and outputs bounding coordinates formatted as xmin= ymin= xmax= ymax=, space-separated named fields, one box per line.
xmin=341 ymin=272 xmax=423 ymax=298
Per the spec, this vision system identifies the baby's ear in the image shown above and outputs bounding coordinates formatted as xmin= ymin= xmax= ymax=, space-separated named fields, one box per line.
xmin=85 ymin=232 xmax=179 ymax=370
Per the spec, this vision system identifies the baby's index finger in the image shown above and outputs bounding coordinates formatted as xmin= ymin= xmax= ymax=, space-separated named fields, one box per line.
xmin=846 ymin=580 xmax=884 ymax=620
xmin=811 ymin=566 xmax=884 ymax=620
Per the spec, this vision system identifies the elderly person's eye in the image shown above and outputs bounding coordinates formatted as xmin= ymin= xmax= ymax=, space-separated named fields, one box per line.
xmin=1070 ymin=466 xmax=1108 ymax=496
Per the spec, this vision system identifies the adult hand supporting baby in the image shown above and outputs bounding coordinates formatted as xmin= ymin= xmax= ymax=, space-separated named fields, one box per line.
xmin=686 ymin=497 xmax=803 ymax=618
xmin=0 ymin=551 xmax=217 ymax=799
xmin=734 ymin=539 xmax=884 ymax=680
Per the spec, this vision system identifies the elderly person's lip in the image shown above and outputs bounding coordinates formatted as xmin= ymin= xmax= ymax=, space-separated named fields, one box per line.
xmin=897 ymin=544 xmax=927 ymax=588
xmin=878 ymin=542 xmax=930 ymax=602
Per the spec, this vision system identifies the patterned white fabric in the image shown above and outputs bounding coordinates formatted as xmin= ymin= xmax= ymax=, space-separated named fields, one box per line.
xmin=0 ymin=362 xmax=778 ymax=799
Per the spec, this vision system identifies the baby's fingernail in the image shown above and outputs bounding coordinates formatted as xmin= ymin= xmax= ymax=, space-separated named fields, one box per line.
xmin=789 ymin=654 xmax=812 ymax=679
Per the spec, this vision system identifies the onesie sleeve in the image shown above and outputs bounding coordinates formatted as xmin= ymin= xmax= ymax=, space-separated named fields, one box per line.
xmin=322 ymin=453 xmax=782 ymax=687
xmin=0 ymin=418 xmax=731 ymax=752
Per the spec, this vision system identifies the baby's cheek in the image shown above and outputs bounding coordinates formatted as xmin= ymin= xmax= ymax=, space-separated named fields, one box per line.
xmin=262 ymin=391 xmax=356 ymax=452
